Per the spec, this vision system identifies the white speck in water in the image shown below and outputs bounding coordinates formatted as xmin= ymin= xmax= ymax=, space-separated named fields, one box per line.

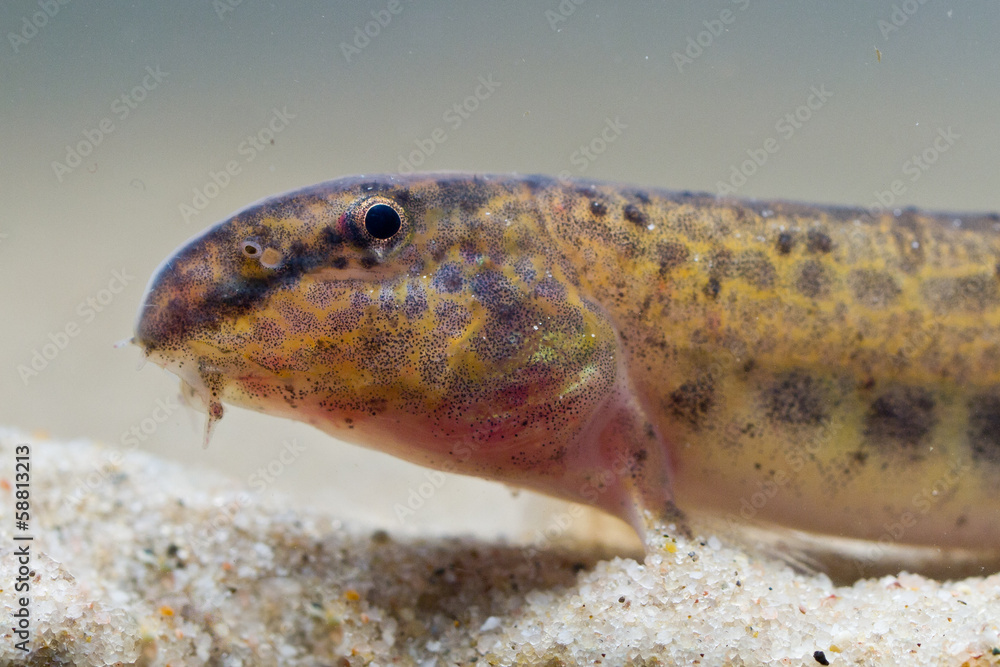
xmin=952 ymin=219 xmax=962 ymax=228
xmin=647 ymin=223 xmax=655 ymax=230
xmin=893 ymin=208 xmax=902 ymax=217
xmin=912 ymin=241 xmax=920 ymax=249
xmin=761 ymin=209 xmax=773 ymax=217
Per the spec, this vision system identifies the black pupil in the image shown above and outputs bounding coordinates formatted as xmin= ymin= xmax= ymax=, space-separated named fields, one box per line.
xmin=364 ymin=204 xmax=401 ymax=240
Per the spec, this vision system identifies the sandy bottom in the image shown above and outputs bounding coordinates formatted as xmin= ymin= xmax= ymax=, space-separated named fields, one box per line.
xmin=1 ymin=426 xmax=999 ymax=666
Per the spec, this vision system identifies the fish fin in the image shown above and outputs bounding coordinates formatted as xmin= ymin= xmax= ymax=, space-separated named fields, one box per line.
xmin=203 ymin=400 xmax=224 ymax=448
xmin=590 ymin=386 xmax=688 ymax=550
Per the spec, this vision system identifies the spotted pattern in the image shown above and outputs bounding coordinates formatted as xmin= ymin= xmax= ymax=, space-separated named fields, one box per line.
xmin=135 ymin=172 xmax=1000 ymax=551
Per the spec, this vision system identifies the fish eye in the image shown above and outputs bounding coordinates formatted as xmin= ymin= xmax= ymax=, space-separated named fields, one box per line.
xmin=345 ymin=195 xmax=408 ymax=251
xmin=364 ymin=203 xmax=402 ymax=240
xmin=241 ymin=239 xmax=262 ymax=257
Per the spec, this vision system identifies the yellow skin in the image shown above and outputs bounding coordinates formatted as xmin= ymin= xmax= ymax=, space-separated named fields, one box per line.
xmin=135 ymin=173 xmax=1000 ymax=552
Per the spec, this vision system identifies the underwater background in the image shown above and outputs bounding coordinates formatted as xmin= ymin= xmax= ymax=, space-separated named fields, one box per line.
xmin=2 ymin=0 xmax=998 ymax=546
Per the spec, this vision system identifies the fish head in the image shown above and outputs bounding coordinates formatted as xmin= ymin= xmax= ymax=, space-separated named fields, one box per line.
xmin=135 ymin=173 xmax=646 ymax=519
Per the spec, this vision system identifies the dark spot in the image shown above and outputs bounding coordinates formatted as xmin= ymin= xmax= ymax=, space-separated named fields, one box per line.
xmin=656 ymin=241 xmax=689 ymax=273
xmin=403 ymin=283 xmax=428 ymax=320
xmin=590 ymin=200 xmax=608 ymax=217
xmin=431 ymin=263 xmax=464 ymax=294
xmin=623 ymin=204 xmax=645 ymax=226
xmin=280 ymin=241 xmax=326 ymax=277
xmin=807 ymin=229 xmax=833 ymax=253
xmin=535 ymin=276 xmax=566 ymax=301
xmin=332 ymin=256 xmax=348 ymax=270
xmin=433 ymin=179 xmax=491 ymax=213
xmin=668 ymin=376 xmax=715 ymax=428
xmin=763 ymin=371 xmax=829 ymax=425
xmin=522 ymin=174 xmax=554 ymax=193
xmin=795 ymin=260 xmax=831 ymax=299
xmin=742 ymin=359 xmax=756 ymax=374
xmin=922 ymin=274 xmax=999 ymax=313
xmin=470 ymin=270 xmax=523 ymax=319
xmin=322 ymin=227 xmax=344 ymax=247
xmin=968 ymin=392 xmax=1000 ymax=464
xmin=360 ymin=256 xmax=377 ymax=270
xmin=703 ymin=277 xmax=721 ymax=299
xmin=864 ymin=387 xmax=937 ymax=450
xmin=849 ymin=269 xmax=901 ymax=308
xmin=813 ymin=650 xmax=829 ymax=666
xmin=735 ymin=251 xmax=775 ymax=289
xmin=776 ymin=232 xmax=794 ymax=255
xmin=709 ymin=248 xmax=733 ymax=277
xmin=391 ymin=188 xmax=412 ymax=205
xmin=513 ymin=257 xmax=536 ymax=284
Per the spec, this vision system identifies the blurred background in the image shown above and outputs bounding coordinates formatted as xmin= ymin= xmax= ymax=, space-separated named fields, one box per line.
xmin=1 ymin=1 xmax=997 ymax=550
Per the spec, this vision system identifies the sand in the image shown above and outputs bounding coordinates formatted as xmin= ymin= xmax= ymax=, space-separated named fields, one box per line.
xmin=1 ymin=426 xmax=999 ymax=666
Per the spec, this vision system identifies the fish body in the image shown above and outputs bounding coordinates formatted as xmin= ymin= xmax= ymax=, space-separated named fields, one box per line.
xmin=135 ymin=173 xmax=1000 ymax=552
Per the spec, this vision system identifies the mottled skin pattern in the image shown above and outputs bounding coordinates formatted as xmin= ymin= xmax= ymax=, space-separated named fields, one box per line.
xmin=135 ymin=173 xmax=1000 ymax=552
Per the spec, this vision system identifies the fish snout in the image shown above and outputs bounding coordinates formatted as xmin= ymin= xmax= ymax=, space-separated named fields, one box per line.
xmin=134 ymin=230 xmax=226 ymax=354
xmin=135 ymin=262 xmax=202 ymax=354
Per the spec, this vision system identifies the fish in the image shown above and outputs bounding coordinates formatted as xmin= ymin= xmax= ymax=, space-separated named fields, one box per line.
xmin=134 ymin=172 xmax=1000 ymax=555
